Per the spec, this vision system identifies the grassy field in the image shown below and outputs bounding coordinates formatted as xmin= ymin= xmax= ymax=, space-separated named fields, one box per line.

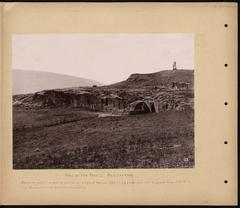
xmin=13 ymin=107 xmax=194 ymax=169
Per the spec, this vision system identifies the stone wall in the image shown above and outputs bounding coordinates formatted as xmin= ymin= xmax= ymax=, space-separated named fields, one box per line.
xmin=32 ymin=90 xmax=128 ymax=112
xmin=16 ymin=87 xmax=194 ymax=114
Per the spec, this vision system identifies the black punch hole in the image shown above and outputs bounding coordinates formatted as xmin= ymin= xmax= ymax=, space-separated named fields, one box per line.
xmin=224 ymin=24 xmax=228 ymax=27
xmin=224 ymin=102 xmax=228 ymax=105
xmin=225 ymin=64 xmax=228 ymax=67
xmin=224 ymin=141 xmax=228 ymax=144
xmin=224 ymin=180 xmax=228 ymax=184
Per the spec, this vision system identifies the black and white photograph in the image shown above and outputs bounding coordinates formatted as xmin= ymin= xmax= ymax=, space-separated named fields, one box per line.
xmin=13 ymin=33 xmax=194 ymax=169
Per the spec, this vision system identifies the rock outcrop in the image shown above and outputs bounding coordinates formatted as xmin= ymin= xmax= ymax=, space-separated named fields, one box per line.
xmin=13 ymin=70 xmax=194 ymax=114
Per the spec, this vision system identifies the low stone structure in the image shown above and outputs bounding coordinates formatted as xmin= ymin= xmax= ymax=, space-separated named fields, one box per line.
xmin=171 ymin=82 xmax=189 ymax=90
xmin=129 ymin=99 xmax=162 ymax=115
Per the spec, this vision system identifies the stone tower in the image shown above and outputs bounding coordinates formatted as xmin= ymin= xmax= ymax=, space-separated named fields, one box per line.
xmin=173 ymin=61 xmax=177 ymax=70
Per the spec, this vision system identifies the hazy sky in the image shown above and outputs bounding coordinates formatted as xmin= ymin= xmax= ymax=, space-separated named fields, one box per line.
xmin=13 ymin=34 xmax=194 ymax=85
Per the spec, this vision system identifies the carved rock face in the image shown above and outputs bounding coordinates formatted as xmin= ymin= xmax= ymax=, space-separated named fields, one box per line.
xmin=13 ymin=70 xmax=194 ymax=114
xmin=14 ymin=86 xmax=194 ymax=114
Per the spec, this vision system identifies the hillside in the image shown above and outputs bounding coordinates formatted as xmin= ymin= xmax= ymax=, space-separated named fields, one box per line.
xmin=13 ymin=108 xmax=194 ymax=169
xmin=13 ymin=69 xmax=102 ymax=95
xmin=13 ymin=68 xmax=194 ymax=169
xmin=13 ymin=69 xmax=194 ymax=114
xmin=109 ymin=69 xmax=194 ymax=89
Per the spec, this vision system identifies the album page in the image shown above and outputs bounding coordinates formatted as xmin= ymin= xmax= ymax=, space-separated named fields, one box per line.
xmin=0 ymin=2 xmax=237 ymax=205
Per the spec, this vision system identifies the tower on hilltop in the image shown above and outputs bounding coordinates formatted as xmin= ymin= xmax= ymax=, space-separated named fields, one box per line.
xmin=173 ymin=61 xmax=177 ymax=70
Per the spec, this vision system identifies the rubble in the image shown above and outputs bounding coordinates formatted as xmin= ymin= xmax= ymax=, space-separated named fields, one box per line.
xmin=13 ymin=70 xmax=194 ymax=114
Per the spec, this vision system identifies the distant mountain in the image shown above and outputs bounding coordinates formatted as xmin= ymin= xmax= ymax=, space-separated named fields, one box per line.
xmin=13 ymin=69 xmax=102 ymax=95
xmin=109 ymin=69 xmax=194 ymax=89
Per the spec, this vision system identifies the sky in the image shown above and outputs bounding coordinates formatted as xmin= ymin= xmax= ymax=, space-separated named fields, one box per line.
xmin=13 ymin=33 xmax=194 ymax=85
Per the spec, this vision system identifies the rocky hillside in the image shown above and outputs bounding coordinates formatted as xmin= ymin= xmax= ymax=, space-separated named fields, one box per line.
xmin=109 ymin=70 xmax=194 ymax=89
xmin=13 ymin=69 xmax=102 ymax=95
xmin=13 ymin=69 xmax=194 ymax=114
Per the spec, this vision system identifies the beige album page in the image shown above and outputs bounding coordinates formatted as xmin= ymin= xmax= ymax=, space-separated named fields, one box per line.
xmin=0 ymin=3 xmax=238 ymax=205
